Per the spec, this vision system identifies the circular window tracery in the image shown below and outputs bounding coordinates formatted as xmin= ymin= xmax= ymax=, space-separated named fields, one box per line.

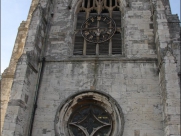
xmin=68 ymin=104 xmax=112 ymax=136
xmin=55 ymin=91 xmax=124 ymax=136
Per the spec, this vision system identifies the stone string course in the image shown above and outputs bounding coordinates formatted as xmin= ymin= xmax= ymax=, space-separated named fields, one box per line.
xmin=1 ymin=0 xmax=180 ymax=136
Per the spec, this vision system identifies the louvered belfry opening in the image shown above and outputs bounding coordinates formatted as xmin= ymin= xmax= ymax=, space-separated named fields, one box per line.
xmin=73 ymin=0 xmax=122 ymax=56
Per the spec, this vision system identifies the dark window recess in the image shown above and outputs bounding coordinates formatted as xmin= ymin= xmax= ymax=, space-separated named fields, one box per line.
xmin=90 ymin=9 xmax=97 ymax=13
xmin=89 ymin=13 xmax=97 ymax=18
xmin=89 ymin=20 xmax=97 ymax=28
xmin=86 ymin=42 xmax=96 ymax=55
xmin=112 ymin=11 xmax=121 ymax=27
xmin=84 ymin=0 xmax=88 ymax=8
xmin=69 ymin=105 xmax=112 ymax=136
xmin=100 ymin=13 xmax=110 ymax=28
xmin=101 ymin=12 xmax=109 ymax=17
xmin=99 ymin=41 xmax=109 ymax=55
xmin=102 ymin=9 xmax=109 ymax=13
xmin=112 ymin=0 xmax=116 ymax=7
xmin=77 ymin=12 xmax=86 ymax=29
xmin=106 ymin=0 xmax=110 ymax=7
xmin=149 ymin=24 xmax=154 ymax=29
xmin=74 ymin=0 xmax=122 ymax=56
xmin=94 ymin=126 xmax=111 ymax=136
xmin=112 ymin=32 xmax=122 ymax=54
xmin=90 ymin=0 xmax=93 ymax=7
xmin=113 ymin=7 xmax=120 ymax=11
xmin=73 ymin=32 xmax=84 ymax=55
xmin=89 ymin=13 xmax=97 ymax=28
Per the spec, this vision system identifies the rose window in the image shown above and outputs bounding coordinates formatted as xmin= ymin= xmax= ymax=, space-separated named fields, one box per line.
xmin=55 ymin=91 xmax=124 ymax=136
xmin=68 ymin=105 xmax=112 ymax=136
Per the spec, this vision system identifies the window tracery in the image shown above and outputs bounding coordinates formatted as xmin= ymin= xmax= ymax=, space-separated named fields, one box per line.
xmin=54 ymin=91 xmax=124 ymax=136
xmin=73 ymin=0 xmax=122 ymax=56
xmin=68 ymin=104 xmax=112 ymax=136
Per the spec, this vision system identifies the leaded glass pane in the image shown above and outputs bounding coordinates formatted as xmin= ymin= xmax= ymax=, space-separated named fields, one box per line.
xmin=74 ymin=0 xmax=122 ymax=55
xmin=68 ymin=105 xmax=112 ymax=136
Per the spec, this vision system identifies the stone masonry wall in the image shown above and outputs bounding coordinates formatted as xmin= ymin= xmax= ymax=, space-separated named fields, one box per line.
xmin=1 ymin=78 xmax=13 ymax=132
xmin=46 ymin=0 xmax=156 ymax=60
xmin=1 ymin=0 xmax=180 ymax=136
xmin=2 ymin=0 xmax=53 ymax=135
xmin=1 ymin=21 xmax=28 ymax=133
xmin=152 ymin=0 xmax=180 ymax=135
xmin=32 ymin=61 xmax=163 ymax=136
xmin=17 ymin=0 xmax=175 ymax=135
xmin=1 ymin=0 xmax=40 ymax=133
xmin=2 ymin=54 xmax=38 ymax=136
xmin=160 ymin=52 xmax=180 ymax=136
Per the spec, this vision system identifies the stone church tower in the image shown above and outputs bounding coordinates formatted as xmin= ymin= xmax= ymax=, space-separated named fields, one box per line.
xmin=1 ymin=0 xmax=180 ymax=136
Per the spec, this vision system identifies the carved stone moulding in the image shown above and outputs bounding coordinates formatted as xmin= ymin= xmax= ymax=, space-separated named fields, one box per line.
xmin=55 ymin=90 xmax=124 ymax=136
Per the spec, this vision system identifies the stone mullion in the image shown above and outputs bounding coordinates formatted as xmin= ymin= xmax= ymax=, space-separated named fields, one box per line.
xmin=83 ymin=9 xmax=90 ymax=55
xmin=109 ymin=9 xmax=113 ymax=55
xmin=87 ymin=0 xmax=90 ymax=8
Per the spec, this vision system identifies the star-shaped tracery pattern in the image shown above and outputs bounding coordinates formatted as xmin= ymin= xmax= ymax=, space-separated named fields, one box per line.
xmin=69 ymin=105 xmax=112 ymax=136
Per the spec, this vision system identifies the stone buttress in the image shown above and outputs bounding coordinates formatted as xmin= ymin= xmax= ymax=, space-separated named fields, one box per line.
xmin=1 ymin=0 xmax=180 ymax=136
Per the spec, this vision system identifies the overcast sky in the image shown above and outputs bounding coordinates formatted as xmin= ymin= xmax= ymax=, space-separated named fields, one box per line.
xmin=1 ymin=0 xmax=180 ymax=73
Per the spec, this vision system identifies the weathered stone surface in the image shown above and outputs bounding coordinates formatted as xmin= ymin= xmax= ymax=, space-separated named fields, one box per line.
xmin=1 ymin=0 xmax=40 ymax=133
xmin=1 ymin=0 xmax=180 ymax=136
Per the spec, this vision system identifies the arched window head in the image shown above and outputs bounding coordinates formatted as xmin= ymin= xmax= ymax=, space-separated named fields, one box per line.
xmin=55 ymin=91 xmax=124 ymax=136
xmin=73 ymin=0 xmax=122 ymax=56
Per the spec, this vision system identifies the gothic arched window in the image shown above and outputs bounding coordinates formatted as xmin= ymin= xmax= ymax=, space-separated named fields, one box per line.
xmin=73 ymin=0 xmax=122 ymax=56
